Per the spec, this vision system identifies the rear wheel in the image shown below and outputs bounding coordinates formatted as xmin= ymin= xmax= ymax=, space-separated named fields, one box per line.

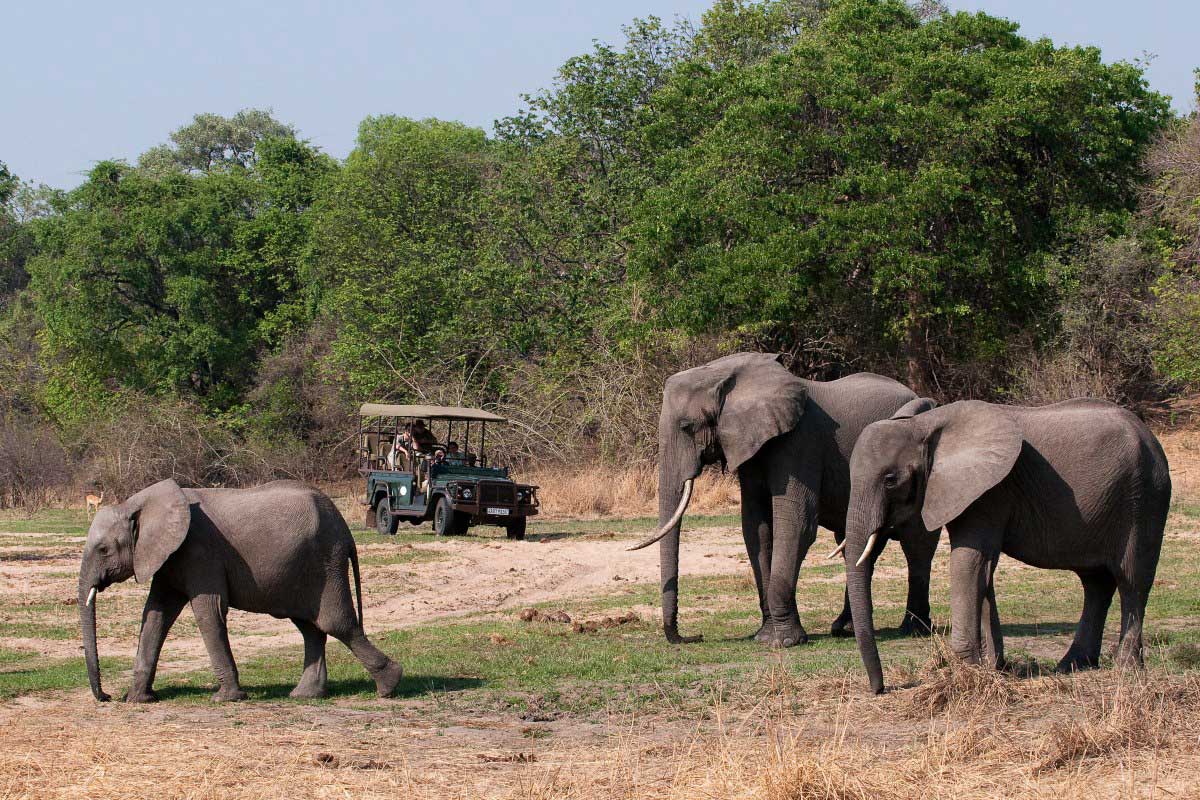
xmin=375 ymin=499 xmax=398 ymax=536
xmin=505 ymin=517 xmax=527 ymax=541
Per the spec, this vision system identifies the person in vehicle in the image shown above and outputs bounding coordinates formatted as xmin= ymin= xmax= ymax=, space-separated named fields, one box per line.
xmin=411 ymin=419 xmax=437 ymax=453
xmin=387 ymin=427 xmax=412 ymax=471
xmin=444 ymin=441 xmax=465 ymax=463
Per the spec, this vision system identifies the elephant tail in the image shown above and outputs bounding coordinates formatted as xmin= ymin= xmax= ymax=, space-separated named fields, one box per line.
xmin=350 ymin=544 xmax=364 ymax=628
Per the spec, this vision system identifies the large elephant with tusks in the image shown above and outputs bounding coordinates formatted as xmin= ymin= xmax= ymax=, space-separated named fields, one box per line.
xmin=629 ymin=353 xmax=939 ymax=647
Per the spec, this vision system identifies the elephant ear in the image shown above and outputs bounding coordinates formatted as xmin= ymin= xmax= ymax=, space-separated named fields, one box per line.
xmin=891 ymin=397 xmax=937 ymax=420
xmin=127 ymin=479 xmax=191 ymax=583
xmin=716 ymin=354 xmax=807 ymax=473
xmin=921 ymin=402 xmax=1022 ymax=531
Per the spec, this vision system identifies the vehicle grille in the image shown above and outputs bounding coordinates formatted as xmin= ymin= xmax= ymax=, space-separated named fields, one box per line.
xmin=479 ymin=482 xmax=515 ymax=506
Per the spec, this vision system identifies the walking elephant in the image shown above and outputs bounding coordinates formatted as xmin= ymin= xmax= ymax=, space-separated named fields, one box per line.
xmin=843 ymin=399 xmax=1171 ymax=694
xmin=79 ymin=479 xmax=404 ymax=702
xmin=629 ymin=352 xmax=939 ymax=647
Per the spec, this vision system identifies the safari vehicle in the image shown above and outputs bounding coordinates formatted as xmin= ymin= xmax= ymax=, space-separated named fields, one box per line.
xmin=357 ymin=403 xmax=539 ymax=540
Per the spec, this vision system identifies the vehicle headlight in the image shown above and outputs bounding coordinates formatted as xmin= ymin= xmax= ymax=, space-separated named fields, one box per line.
xmin=462 ymin=487 xmax=473 ymax=500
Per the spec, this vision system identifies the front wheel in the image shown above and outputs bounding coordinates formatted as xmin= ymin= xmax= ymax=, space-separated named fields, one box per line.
xmin=433 ymin=496 xmax=466 ymax=536
xmin=505 ymin=517 xmax=526 ymax=541
xmin=375 ymin=500 xmax=398 ymax=536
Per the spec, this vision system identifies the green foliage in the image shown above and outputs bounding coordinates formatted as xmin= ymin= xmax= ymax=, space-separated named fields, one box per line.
xmin=2 ymin=0 xmax=1192 ymax=478
xmin=138 ymin=108 xmax=295 ymax=175
xmin=27 ymin=132 xmax=333 ymax=421
xmin=313 ymin=117 xmax=492 ymax=398
xmin=630 ymin=0 xmax=1171 ymax=390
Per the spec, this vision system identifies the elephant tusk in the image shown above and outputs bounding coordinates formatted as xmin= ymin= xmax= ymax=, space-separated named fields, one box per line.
xmin=827 ymin=541 xmax=846 ymax=560
xmin=627 ymin=479 xmax=695 ymax=552
xmin=855 ymin=533 xmax=880 ymax=568
xmin=86 ymin=587 xmax=97 ymax=607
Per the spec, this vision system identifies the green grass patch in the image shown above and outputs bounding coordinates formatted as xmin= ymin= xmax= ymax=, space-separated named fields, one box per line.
xmin=0 ymin=655 xmax=130 ymax=700
xmin=0 ymin=509 xmax=91 ymax=536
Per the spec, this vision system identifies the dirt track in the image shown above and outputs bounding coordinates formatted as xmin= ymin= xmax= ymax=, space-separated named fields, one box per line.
xmin=0 ymin=522 xmax=758 ymax=673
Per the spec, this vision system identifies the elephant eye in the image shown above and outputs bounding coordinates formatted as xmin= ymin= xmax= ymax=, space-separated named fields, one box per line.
xmin=679 ymin=420 xmax=697 ymax=434
xmin=883 ymin=473 xmax=898 ymax=488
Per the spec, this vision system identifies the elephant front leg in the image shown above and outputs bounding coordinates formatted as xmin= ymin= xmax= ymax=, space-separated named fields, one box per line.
xmin=947 ymin=538 xmax=999 ymax=665
xmin=898 ymin=525 xmax=938 ymax=637
xmin=126 ymin=580 xmax=187 ymax=703
xmin=191 ymin=592 xmax=247 ymax=702
xmin=763 ymin=490 xmax=818 ymax=648
xmin=981 ymin=579 xmax=1005 ymax=670
xmin=739 ymin=484 xmax=773 ymax=642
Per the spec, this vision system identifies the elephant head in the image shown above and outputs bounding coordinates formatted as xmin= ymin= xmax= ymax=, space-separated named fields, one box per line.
xmin=629 ymin=352 xmax=807 ymax=643
xmin=79 ymin=479 xmax=190 ymax=701
xmin=844 ymin=401 xmax=1021 ymax=693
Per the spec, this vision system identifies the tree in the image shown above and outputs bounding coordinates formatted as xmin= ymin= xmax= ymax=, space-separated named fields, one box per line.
xmin=28 ymin=132 xmax=331 ymax=421
xmin=630 ymin=0 xmax=1170 ymax=394
xmin=311 ymin=117 xmax=491 ymax=398
xmin=139 ymin=109 xmax=295 ymax=175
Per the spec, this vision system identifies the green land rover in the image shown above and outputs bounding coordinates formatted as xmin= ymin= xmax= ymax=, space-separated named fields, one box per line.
xmin=357 ymin=403 xmax=539 ymax=539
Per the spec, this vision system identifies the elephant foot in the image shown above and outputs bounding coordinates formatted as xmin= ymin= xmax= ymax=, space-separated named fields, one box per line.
xmin=764 ymin=622 xmax=808 ymax=648
xmin=830 ymin=613 xmax=854 ymax=638
xmin=289 ymin=683 xmax=329 ymax=700
xmin=665 ymin=627 xmax=703 ymax=645
xmin=374 ymin=661 xmax=404 ymax=698
xmin=898 ymin=614 xmax=933 ymax=638
xmin=124 ymin=688 xmax=158 ymax=703
xmin=212 ymin=687 xmax=249 ymax=703
xmin=1055 ymin=653 xmax=1100 ymax=674
xmin=752 ymin=622 xmax=772 ymax=642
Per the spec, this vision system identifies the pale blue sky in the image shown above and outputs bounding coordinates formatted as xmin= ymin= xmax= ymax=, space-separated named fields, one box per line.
xmin=3 ymin=1 xmax=1195 ymax=190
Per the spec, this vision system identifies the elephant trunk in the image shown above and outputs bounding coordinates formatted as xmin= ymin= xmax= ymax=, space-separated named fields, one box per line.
xmin=845 ymin=493 xmax=886 ymax=694
xmin=78 ymin=571 xmax=108 ymax=702
xmin=657 ymin=447 xmax=701 ymax=644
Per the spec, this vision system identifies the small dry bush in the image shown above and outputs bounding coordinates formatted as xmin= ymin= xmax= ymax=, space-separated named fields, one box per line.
xmin=902 ymin=638 xmax=1018 ymax=718
xmin=0 ymin=415 xmax=71 ymax=514
xmin=79 ymin=395 xmax=239 ymax=500
xmin=525 ymin=464 xmax=739 ymax=518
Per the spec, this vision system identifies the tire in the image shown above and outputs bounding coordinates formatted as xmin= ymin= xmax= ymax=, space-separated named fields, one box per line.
xmin=433 ymin=495 xmax=455 ymax=537
xmin=505 ymin=517 xmax=527 ymax=541
xmin=375 ymin=498 xmax=398 ymax=536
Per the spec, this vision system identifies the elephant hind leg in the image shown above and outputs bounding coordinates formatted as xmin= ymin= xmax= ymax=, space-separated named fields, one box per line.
xmin=290 ymin=619 xmax=329 ymax=699
xmin=1056 ymin=570 xmax=1116 ymax=673
xmin=1114 ymin=579 xmax=1150 ymax=669
xmin=326 ymin=625 xmax=403 ymax=697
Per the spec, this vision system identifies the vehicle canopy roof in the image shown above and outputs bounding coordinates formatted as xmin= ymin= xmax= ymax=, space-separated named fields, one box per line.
xmin=358 ymin=403 xmax=507 ymax=423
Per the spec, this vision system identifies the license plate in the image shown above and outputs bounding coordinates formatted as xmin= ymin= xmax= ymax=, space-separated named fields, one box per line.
xmin=487 ymin=507 xmax=510 ymax=516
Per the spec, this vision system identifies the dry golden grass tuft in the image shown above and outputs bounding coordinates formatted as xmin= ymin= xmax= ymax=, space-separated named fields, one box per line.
xmin=902 ymin=638 xmax=1019 ymax=718
xmin=522 ymin=464 xmax=739 ymax=519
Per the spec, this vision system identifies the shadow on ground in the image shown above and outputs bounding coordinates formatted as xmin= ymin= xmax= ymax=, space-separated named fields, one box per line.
xmin=154 ymin=674 xmax=484 ymax=702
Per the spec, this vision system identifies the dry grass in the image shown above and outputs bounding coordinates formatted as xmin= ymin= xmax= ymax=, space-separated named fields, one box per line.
xmin=1157 ymin=427 xmax=1200 ymax=502
xmin=521 ymin=464 xmax=739 ymax=519
xmin=5 ymin=661 xmax=1197 ymax=800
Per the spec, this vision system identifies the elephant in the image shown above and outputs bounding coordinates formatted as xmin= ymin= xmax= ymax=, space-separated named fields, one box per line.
xmin=79 ymin=479 xmax=404 ymax=702
xmin=843 ymin=399 xmax=1171 ymax=694
xmin=629 ymin=352 xmax=940 ymax=647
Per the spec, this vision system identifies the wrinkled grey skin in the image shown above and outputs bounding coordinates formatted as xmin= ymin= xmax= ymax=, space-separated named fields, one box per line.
xmin=654 ymin=352 xmax=939 ymax=647
xmin=79 ymin=479 xmax=403 ymax=703
xmin=845 ymin=399 xmax=1171 ymax=694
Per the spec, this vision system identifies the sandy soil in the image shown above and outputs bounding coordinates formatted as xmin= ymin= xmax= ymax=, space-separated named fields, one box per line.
xmin=0 ymin=523 xmax=755 ymax=673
